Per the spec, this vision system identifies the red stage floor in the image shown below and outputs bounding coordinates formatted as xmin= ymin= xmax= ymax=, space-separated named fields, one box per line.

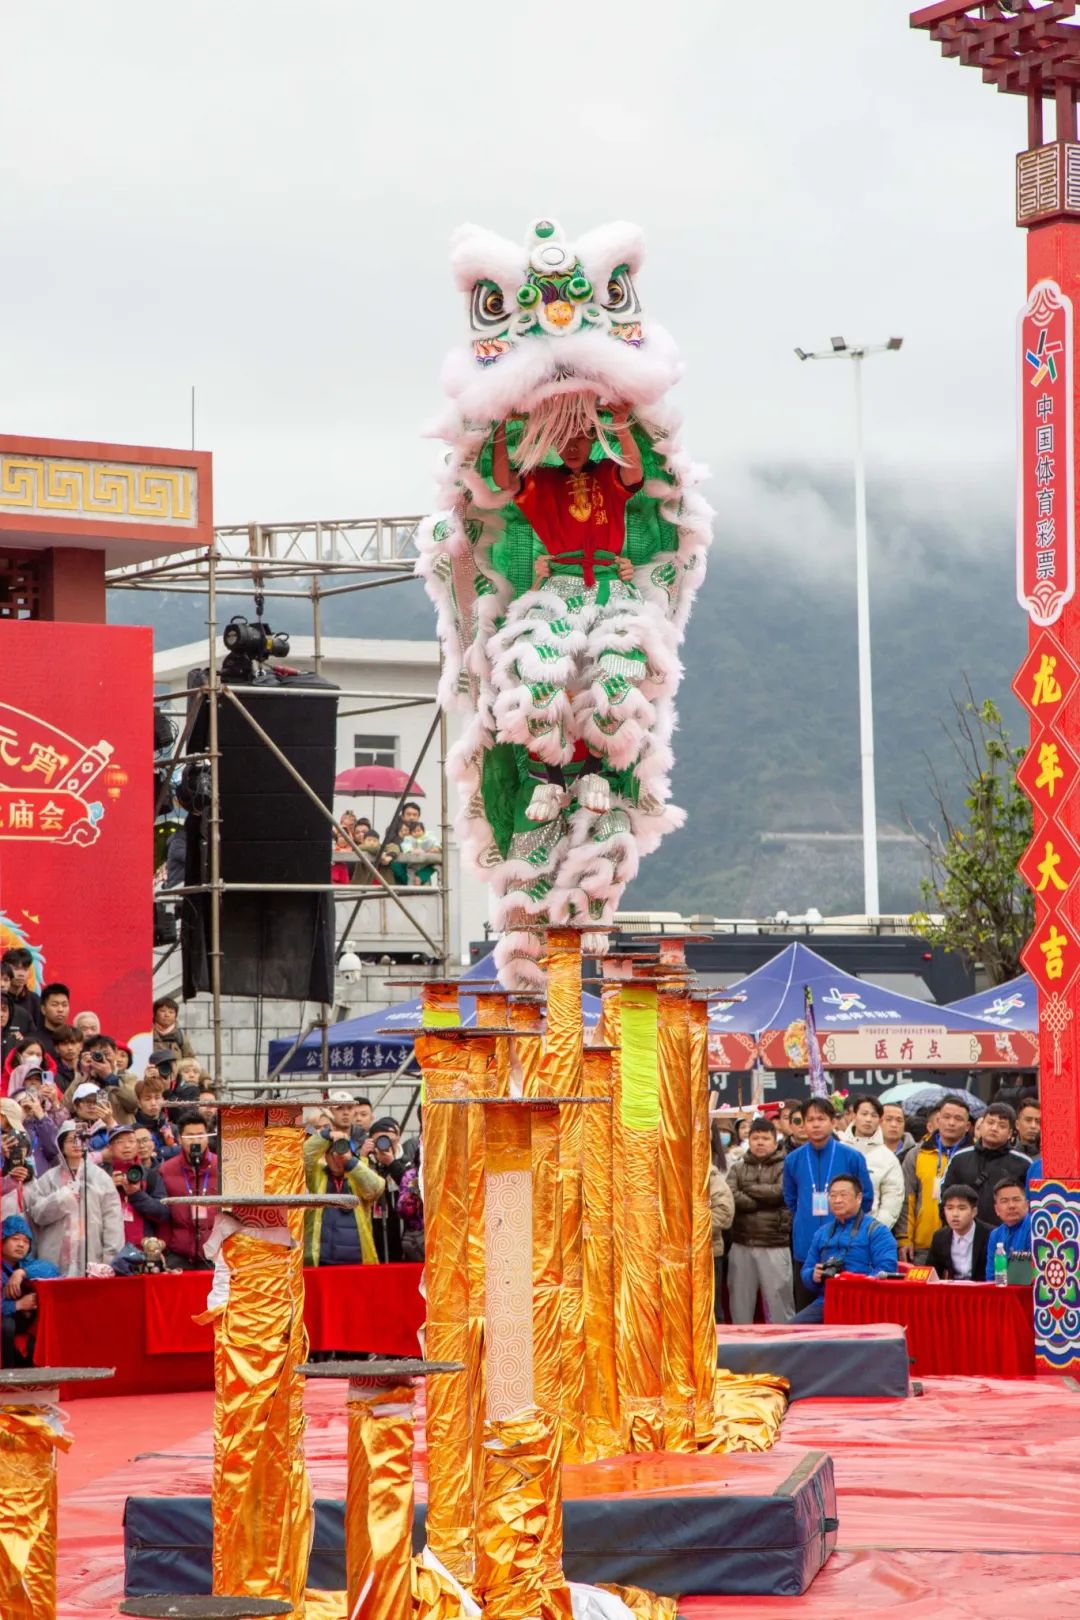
xmin=56 ymin=1375 xmax=1080 ymax=1618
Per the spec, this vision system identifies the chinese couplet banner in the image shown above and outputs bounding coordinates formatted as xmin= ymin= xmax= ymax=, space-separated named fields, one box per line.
xmin=0 ymin=621 xmax=152 ymax=1047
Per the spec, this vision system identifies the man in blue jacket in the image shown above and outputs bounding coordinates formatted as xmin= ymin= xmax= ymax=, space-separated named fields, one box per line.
xmin=984 ymin=1178 xmax=1032 ymax=1279
xmin=783 ymin=1097 xmax=874 ymax=1310
xmin=792 ymin=1173 xmax=898 ymax=1323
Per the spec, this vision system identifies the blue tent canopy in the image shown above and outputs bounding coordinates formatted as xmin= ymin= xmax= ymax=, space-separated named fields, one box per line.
xmin=267 ymin=951 xmax=601 ymax=1076
xmin=708 ymin=942 xmax=1010 ymax=1036
xmin=945 ymin=973 xmax=1037 ymax=1031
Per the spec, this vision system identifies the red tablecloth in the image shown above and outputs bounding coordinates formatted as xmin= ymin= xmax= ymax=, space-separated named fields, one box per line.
xmin=825 ymin=1275 xmax=1035 ymax=1378
xmin=31 ymin=1262 xmax=425 ymax=1397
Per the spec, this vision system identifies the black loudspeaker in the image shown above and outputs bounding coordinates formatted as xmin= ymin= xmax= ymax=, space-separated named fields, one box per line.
xmin=181 ymin=671 xmax=340 ymax=1004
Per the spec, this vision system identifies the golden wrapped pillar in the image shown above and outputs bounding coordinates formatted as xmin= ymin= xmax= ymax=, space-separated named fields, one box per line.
xmin=600 ymin=960 xmax=631 ymax=1456
xmin=207 ymin=1111 xmax=314 ymax=1617
xmin=422 ymin=981 xmax=461 ymax=1028
xmin=542 ymin=928 xmax=583 ymax=1097
xmin=509 ymin=998 xmax=545 ymax=1094
xmin=0 ymin=1396 xmax=70 ymax=1619
xmin=345 ymin=1380 xmax=416 ymax=1620
xmin=688 ymin=996 xmax=718 ymax=1442
xmin=417 ymin=1030 xmax=495 ymax=1584
xmin=656 ymin=978 xmax=696 ymax=1451
xmin=540 ymin=928 xmax=586 ymax=1461
xmin=475 ymin=1409 xmax=572 ymax=1620
xmin=580 ymin=1044 xmax=620 ymax=1458
xmin=617 ymin=980 xmax=664 ymax=1451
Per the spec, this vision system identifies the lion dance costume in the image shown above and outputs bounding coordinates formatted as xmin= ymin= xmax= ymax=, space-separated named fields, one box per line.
xmin=419 ymin=218 xmax=712 ymax=987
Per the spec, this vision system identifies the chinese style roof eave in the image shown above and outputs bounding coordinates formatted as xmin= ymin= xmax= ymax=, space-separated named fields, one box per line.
xmin=913 ymin=1 xmax=1080 ymax=96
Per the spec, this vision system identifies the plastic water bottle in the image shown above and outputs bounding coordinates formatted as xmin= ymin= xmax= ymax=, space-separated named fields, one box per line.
xmin=993 ymin=1241 xmax=1008 ymax=1287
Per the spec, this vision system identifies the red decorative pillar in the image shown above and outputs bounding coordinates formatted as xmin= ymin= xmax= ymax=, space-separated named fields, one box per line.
xmin=912 ymin=2 xmax=1080 ymax=1371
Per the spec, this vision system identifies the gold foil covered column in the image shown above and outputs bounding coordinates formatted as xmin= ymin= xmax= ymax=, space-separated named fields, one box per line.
xmin=657 ymin=979 xmax=695 ymax=1452
xmin=422 ymin=982 xmax=462 ymax=1028
xmin=0 ymin=1400 xmax=70 ymax=1620
xmin=510 ymin=998 xmax=544 ymax=1094
xmin=580 ymin=1044 xmax=620 ymax=1459
xmin=417 ymin=1031 xmax=489 ymax=1583
xmin=617 ymin=981 xmax=664 ymax=1451
xmin=212 ymin=1229 xmax=311 ymax=1614
xmin=210 ymin=1115 xmax=313 ymax=1616
xmin=540 ymin=928 xmax=586 ymax=1461
xmin=475 ymin=1410 xmax=572 ymax=1620
xmin=688 ymin=996 xmax=718 ymax=1442
xmin=542 ymin=928 xmax=583 ymax=1098
xmin=345 ymin=1380 xmax=416 ymax=1620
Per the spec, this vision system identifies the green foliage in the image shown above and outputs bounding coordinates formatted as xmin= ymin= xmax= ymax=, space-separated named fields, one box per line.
xmin=910 ymin=695 xmax=1032 ymax=985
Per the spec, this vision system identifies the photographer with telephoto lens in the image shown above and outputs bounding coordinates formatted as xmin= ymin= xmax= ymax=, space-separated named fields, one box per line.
xmin=791 ymin=1172 xmax=898 ymax=1325
xmin=362 ymin=1117 xmax=408 ymax=1263
xmin=99 ymin=1124 xmax=169 ymax=1247
xmin=304 ymin=1135 xmax=384 ymax=1267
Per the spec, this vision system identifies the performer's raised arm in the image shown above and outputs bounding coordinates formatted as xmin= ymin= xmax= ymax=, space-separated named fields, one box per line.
xmin=610 ymin=406 xmax=644 ymax=490
xmin=491 ymin=420 xmax=521 ymax=494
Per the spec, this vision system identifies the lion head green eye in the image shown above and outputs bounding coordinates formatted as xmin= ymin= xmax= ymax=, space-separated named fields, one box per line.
xmin=517 ymin=283 xmax=541 ymax=309
xmin=567 ymin=275 xmax=592 ymax=302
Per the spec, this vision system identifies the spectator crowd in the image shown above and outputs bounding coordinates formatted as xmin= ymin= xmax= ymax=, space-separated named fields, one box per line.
xmin=0 ymin=946 xmax=423 ymax=1367
xmin=709 ymin=1081 xmax=1040 ymax=1325
xmin=0 ymin=935 xmax=1041 ymax=1365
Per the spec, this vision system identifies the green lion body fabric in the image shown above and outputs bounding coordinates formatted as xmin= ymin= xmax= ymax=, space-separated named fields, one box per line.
xmin=417 ymin=218 xmax=712 ymax=987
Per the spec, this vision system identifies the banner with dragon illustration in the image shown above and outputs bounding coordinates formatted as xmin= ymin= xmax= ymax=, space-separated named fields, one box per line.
xmin=0 ymin=621 xmax=152 ymax=1046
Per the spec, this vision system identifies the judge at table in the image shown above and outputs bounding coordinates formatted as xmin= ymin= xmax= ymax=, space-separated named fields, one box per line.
xmin=929 ymin=1183 xmax=991 ymax=1281
xmin=792 ymin=1173 xmax=898 ymax=1325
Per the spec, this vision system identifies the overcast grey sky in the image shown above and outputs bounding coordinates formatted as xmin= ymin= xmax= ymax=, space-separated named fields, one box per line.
xmin=3 ymin=3 xmax=1025 ymax=537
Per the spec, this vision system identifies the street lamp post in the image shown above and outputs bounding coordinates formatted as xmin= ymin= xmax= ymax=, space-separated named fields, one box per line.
xmin=794 ymin=335 xmax=903 ymax=919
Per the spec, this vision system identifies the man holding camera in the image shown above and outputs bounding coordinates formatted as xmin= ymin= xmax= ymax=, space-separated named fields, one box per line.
xmin=100 ymin=1124 xmax=170 ymax=1246
xmin=304 ymin=1135 xmax=385 ymax=1266
xmin=159 ymin=1109 xmax=218 ymax=1269
xmin=791 ymin=1173 xmax=898 ymax=1324
xmin=362 ymin=1118 xmax=408 ymax=1263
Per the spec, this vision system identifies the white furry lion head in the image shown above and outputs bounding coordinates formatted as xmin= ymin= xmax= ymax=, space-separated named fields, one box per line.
xmin=442 ymin=217 xmax=681 ymax=426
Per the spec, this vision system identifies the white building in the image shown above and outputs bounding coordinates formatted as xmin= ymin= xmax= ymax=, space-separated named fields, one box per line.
xmin=151 ymin=635 xmax=489 ymax=1083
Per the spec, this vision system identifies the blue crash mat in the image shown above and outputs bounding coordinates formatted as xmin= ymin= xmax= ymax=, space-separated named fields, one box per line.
xmin=717 ymin=1323 xmax=910 ymax=1400
xmin=125 ymin=1448 xmax=836 ymax=1599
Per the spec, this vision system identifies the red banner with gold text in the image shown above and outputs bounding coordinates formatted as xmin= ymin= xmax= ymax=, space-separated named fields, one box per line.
xmin=0 ymin=621 xmax=152 ymax=1049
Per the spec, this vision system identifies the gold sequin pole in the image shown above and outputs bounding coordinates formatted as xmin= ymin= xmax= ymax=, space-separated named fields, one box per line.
xmin=0 ymin=1393 xmax=70 ymax=1619
xmin=617 ymin=975 xmax=664 ymax=1451
xmin=656 ymin=971 xmax=696 ymax=1451
xmin=540 ymin=928 xmax=586 ymax=1462
xmin=478 ymin=1100 xmax=572 ymax=1620
xmin=687 ymin=993 xmax=718 ymax=1443
xmin=345 ymin=1379 xmax=417 ymax=1620
xmin=211 ymin=1113 xmax=313 ymax=1616
xmin=580 ymin=1043 xmax=620 ymax=1458
xmin=416 ymin=1030 xmax=494 ymax=1585
xmin=467 ymin=994 xmax=505 ymax=1510
xmin=600 ymin=958 xmax=632 ymax=1453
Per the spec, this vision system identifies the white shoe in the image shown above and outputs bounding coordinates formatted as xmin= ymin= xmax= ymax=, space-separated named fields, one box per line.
xmin=525 ymin=781 xmax=569 ymax=822
xmin=577 ymin=773 xmax=611 ymax=813
xmin=581 ymin=931 xmax=610 ymax=956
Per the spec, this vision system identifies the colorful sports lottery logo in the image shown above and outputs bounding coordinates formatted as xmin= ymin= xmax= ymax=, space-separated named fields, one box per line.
xmin=982 ymin=992 xmax=1026 ymax=1020
xmin=1027 ymin=327 xmax=1064 ymax=388
xmin=822 ymin=987 xmax=866 ymax=1015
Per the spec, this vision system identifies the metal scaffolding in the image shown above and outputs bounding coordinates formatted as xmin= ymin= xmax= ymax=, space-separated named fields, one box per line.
xmin=108 ymin=514 xmax=452 ymax=1087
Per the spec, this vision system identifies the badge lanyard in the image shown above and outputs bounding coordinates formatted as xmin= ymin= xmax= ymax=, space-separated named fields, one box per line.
xmin=810 ymin=1142 xmax=837 ymax=1217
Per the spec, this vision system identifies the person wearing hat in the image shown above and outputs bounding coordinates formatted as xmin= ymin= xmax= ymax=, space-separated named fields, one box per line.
xmin=24 ymin=1119 xmax=124 ymax=1275
xmin=69 ymin=1082 xmax=111 ymax=1152
xmin=1 ymin=1212 xmax=59 ymax=1366
xmin=99 ymin=1124 xmax=170 ymax=1246
xmin=303 ymin=1091 xmax=366 ymax=1167
xmin=363 ymin=1117 xmax=409 ymax=1264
